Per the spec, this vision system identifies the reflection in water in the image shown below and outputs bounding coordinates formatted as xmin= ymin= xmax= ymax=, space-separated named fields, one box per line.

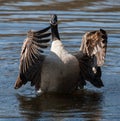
xmin=16 ymin=90 xmax=103 ymax=121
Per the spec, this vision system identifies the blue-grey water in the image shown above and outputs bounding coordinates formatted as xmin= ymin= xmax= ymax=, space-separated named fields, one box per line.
xmin=0 ymin=0 xmax=120 ymax=121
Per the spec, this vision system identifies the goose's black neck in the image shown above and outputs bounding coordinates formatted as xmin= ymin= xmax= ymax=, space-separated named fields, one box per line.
xmin=51 ymin=24 xmax=60 ymax=41
xmin=50 ymin=14 xmax=60 ymax=41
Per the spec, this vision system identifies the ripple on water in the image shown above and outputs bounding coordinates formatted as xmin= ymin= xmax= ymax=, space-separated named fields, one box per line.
xmin=0 ymin=0 xmax=120 ymax=120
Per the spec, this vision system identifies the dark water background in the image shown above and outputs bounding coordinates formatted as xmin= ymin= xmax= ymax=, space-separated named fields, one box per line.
xmin=0 ymin=0 xmax=120 ymax=121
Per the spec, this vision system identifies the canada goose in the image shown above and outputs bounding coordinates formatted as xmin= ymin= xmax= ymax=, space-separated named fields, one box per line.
xmin=14 ymin=14 xmax=107 ymax=93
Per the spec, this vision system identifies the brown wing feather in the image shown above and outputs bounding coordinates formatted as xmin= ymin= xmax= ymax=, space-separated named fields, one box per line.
xmin=80 ymin=29 xmax=107 ymax=66
xmin=14 ymin=26 xmax=51 ymax=90
xmin=75 ymin=29 xmax=107 ymax=88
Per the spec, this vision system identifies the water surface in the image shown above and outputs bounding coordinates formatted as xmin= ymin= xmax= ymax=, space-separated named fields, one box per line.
xmin=0 ymin=0 xmax=120 ymax=121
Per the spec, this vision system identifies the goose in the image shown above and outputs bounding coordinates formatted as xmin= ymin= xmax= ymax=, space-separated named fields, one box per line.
xmin=14 ymin=14 xmax=107 ymax=93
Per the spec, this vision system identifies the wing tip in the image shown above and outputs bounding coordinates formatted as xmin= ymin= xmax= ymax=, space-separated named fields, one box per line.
xmin=14 ymin=76 xmax=23 ymax=89
xmin=91 ymin=79 xmax=104 ymax=88
xmin=27 ymin=26 xmax=51 ymax=36
xmin=100 ymin=28 xmax=106 ymax=34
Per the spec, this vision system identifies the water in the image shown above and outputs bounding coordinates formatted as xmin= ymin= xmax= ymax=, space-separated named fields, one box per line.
xmin=0 ymin=0 xmax=120 ymax=121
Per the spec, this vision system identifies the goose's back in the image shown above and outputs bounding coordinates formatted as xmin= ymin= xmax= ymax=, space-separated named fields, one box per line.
xmin=40 ymin=51 xmax=80 ymax=93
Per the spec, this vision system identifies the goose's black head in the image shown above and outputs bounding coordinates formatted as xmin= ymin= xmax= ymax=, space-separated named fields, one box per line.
xmin=50 ymin=14 xmax=58 ymax=26
xmin=50 ymin=14 xmax=60 ymax=40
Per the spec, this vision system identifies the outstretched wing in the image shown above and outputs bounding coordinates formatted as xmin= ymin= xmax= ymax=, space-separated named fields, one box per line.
xmin=80 ymin=29 xmax=107 ymax=66
xmin=75 ymin=29 xmax=107 ymax=88
xmin=14 ymin=26 xmax=51 ymax=90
